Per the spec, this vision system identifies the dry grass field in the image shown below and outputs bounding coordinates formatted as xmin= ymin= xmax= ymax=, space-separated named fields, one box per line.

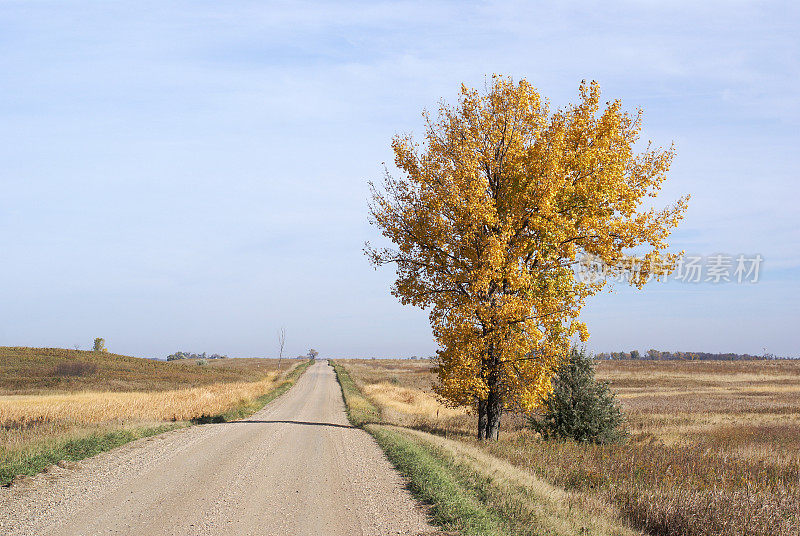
xmin=0 ymin=346 xmax=285 ymax=394
xmin=0 ymin=347 xmax=307 ymax=484
xmin=338 ymin=358 xmax=800 ymax=536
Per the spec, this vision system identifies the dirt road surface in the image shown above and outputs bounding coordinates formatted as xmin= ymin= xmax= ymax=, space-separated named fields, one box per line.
xmin=0 ymin=361 xmax=436 ymax=536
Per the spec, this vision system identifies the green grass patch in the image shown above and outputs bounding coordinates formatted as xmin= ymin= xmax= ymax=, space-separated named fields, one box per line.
xmin=369 ymin=424 xmax=510 ymax=536
xmin=1 ymin=423 xmax=180 ymax=486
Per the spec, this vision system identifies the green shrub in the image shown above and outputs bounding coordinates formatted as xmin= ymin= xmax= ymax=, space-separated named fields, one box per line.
xmin=528 ymin=347 xmax=625 ymax=443
xmin=92 ymin=337 xmax=107 ymax=352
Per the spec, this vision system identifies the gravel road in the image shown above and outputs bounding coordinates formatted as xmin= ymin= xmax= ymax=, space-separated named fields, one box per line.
xmin=0 ymin=361 xmax=437 ymax=536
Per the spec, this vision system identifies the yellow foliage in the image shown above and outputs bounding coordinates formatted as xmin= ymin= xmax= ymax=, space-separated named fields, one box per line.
xmin=367 ymin=76 xmax=688 ymax=430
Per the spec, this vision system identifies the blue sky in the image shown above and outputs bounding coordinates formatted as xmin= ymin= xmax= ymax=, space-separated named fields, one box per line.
xmin=1 ymin=1 xmax=798 ymax=358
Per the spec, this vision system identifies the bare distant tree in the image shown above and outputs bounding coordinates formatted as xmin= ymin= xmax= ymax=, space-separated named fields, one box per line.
xmin=307 ymin=349 xmax=319 ymax=360
xmin=277 ymin=327 xmax=286 ymax=370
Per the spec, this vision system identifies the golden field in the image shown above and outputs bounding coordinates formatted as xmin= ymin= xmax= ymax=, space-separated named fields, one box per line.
xmin=338 ymin=358 xmax=800 ymax=536
xmin=0 ymin=347 xmax=306 ymax=484
xmin=2 ymin=375 xmax=281 ymax=433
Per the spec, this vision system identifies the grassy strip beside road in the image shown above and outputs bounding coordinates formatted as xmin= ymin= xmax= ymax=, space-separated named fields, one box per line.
xmin=1 ymin=424 xmax=182 ymax=486
xmin=390 ymin=426 xmax=639 ymax=536
xmin=329 ymin=360 xmax=381 ymax=426
xmin=369 ymin=425 xmax=509 ymax=536
xmin=331 ymin=359 xmax=639 ymax=536
xmin=1 ymin=359 xmax=312 ymax=486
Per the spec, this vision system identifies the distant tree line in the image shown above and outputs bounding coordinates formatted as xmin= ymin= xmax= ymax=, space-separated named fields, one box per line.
xmin=166 ymin=351 xmax=228 ymax=361
xmin=595 ymin=349 xmax=779 ymax=361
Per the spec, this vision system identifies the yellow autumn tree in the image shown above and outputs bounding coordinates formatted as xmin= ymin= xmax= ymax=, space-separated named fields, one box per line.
xmin=367 ymin=76 xmax=688 ymax=439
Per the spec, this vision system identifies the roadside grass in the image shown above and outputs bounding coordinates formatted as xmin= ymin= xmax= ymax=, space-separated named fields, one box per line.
xmin=368 ymin=425 xmax=509 ymax=536
xmin=329 ymin=360 xmax=381 ymax=426
xmin=338 ymin=358 xmax=800 ymax=536
xmin=1 ymin=352 xmax=311 ymax=486
xmin=380 ymin=426 xmax=640 ymax=536
xmin=332 ymin=360 xmax=637 ymax=536
xmin=0 ymin=423 xmax=181 ymax=486
xmin=331 ymin=360 xmax=504 ymax=534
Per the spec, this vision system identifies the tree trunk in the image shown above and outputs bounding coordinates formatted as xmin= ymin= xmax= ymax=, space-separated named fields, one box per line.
xmin=487 ymin=340 xmax=504 ymax=440
xmin=479 ymin=342 xmax=503 ymax=440
xmin=486 ymin=385 xmax=502 ymax=440
xmin=477 ymin=399 xmax=488 ymax=439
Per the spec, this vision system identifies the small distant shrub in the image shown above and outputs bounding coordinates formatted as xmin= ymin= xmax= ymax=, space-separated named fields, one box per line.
xmin=528 ymin=347 xmax=625 ymax=443
xmin=197 ymin=359 xmax=208 ymax=366
xmin=191 ymin=413 xmax=224 ymax=424
xmin=53 ymin=361 xmax=99 ymax=377
xmin=92 ymin=338 xmax=107 ymax=352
